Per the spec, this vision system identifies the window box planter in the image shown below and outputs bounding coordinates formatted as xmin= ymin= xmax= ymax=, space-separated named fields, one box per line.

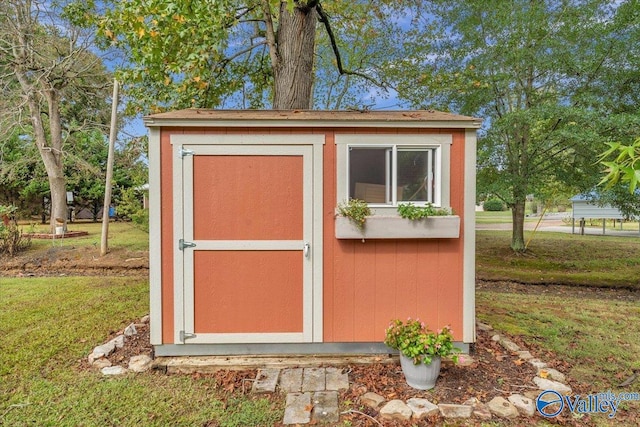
xmin=335 ymin=215 xmax=460 ymax=239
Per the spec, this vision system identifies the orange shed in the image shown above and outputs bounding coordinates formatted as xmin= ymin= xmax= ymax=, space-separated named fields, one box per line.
xmin=144 ymin=109 xmax=481 ymax=356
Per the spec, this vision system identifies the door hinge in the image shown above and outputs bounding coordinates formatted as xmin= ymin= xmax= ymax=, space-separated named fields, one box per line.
xmin=179 ymin=330 xmax=196 ymax=342
xmin=178 ymin=146 xmax=195 ymax=158
xmin=179 ymin=239 xmax=196 ymax=251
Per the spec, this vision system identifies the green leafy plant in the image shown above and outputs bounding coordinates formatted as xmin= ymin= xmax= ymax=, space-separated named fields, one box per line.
xmin=0 ymin=204 xmax=17 ymax=223
xmin=116 ymin=187 xmax=149 ymax=232
xmin=384 ymin=318 xmax=460 ymax=365
xmin=396 ymin=202 xmax=451 ymax=219
xmin=0 ymin=222 xmax=32 ymax=257
xmin=337 ymin=199 xmax=371 ymax=230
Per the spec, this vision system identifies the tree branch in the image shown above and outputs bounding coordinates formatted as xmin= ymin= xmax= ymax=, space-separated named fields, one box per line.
xmin=220 ymin=40 xmax=267 ymax=67
xmin=530 ymin=143 xmax=576 ymax=175
xmin=260 ymin=0 xmax=278 ymax=69
xmin=316 ymin=2 xmax=387 ymax=90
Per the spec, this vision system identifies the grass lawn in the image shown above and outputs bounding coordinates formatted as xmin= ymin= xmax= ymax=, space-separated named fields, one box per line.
xmin=0 ymin=276 xmax=282 ymax=426
xmin=25 ymin=220 xmax=149 ymax=252
xmin=477 ymin=289 xmax=640 ymax=388
xmin=475 ymin=210 xmax=519 ymax=224
xmin=477 ymin=230 xmax=640 ymax=289
xmin=477 ymin=288 xmax=640 ymax=425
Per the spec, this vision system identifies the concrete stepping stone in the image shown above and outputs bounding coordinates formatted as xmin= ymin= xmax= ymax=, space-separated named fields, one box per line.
xmin=487 ymin=396 xmax=518 ymax=418
xmin=283 ymin=392 xmax=311 ymax=425
xmin=252 ymin=368 xmax=280 ymax=393
xmin=508 ymin=394 xmax=535 ymax=416
xmin=407 ymin=397 xmax=439 ymax=419
xmin=280 ymin=368 xmax=303 ymax=393
xmin=517 ymin=350 xmax=534 ymax=360
xmin=311 ymin=391 xmax=339 ymax=423
xmin=380 ymin=399 xmax=412 ymax=421
xmin=533 ymin=376 xmax=572 ymax=394
xmin=325 ymin=367 xmax=349 ymax=390
xmin=361 ymin=392 xmax=385 ymax=409
xmin=101 ymin=365 xmax=127 ymax=376
xmin=538 ymin=367 xmax=566 ymax=383
xmin=301 ymin=367 xmax=325 ymax=392
xmin=529 ymin=358 xmax=548 ymax=369
xmin=438 ymin=403 xmax=473 ymax=418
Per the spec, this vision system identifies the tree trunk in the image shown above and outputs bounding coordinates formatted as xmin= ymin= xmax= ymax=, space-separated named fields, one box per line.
xmin=92 ymin=200 xmax=99 ymax=222
xmin=21 ymin=86 xmax=67 ymax=234
xmin=511 ymin=199 xmax=526 ymax=252
xmin=272 ymin=2 xmax=317 ymax=109
xmin=48 ymin=174 xmax=67 ymax=230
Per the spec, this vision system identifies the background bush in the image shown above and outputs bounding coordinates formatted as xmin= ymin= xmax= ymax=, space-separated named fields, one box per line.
xmin=0 ymin=223 xmax=32 ymax=257
xmin=483 ymin=198 xmax=506 ymax=211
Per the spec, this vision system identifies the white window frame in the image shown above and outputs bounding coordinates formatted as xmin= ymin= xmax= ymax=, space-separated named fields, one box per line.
xmin=335 ymin=134 xmax=452 ymax=215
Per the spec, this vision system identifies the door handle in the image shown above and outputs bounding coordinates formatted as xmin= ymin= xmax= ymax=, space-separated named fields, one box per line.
xmin=304 ymin=243 xmax=310 ymax=258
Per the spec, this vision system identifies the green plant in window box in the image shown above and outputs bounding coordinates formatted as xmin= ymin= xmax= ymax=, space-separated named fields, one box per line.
xmin=337 ymin=198 xmax=371 ymax=230
xmin=397 ymin=202 xmax=452 ymax=220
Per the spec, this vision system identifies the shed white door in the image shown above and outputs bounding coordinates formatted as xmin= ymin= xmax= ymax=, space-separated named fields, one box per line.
xmin=173 ymin=144 xmax=316 ymax=344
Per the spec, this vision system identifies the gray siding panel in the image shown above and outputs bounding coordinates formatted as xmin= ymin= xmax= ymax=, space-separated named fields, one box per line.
xmin=572 ymin=201 xmax=625 ymax=219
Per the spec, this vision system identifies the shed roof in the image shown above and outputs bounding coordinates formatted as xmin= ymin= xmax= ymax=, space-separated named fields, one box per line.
xmin=571 ymin=192 xmax=597 ymax=202
xmin=144 ymin=109 xmax=482 ymax=129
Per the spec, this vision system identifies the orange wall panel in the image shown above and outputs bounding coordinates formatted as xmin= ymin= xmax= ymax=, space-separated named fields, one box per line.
xmin=193 ymin=251 xmax=303 ymax=333
xmin=192 ymin=155 xmax=303 ymax=240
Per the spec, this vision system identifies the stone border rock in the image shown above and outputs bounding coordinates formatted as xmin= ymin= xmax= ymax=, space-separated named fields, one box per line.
xmin=86 ymin=314 xmax=153 ymax=375
xmin=357 ymin=320 xmax=573 ymax=422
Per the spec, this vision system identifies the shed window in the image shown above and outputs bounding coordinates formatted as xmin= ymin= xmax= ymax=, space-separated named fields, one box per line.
xmin=349 ymin=146 xmax=437 ymax=205
xmin=336 ymin=134 xmax=452 ymax=211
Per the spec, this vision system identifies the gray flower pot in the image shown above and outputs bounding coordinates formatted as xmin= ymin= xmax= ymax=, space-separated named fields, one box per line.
xmin=399 ymin=354 xmax=441 ymax=390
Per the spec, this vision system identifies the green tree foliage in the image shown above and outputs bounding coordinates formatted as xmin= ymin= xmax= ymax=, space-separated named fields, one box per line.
xmin=599 ymin=138 xmax=640 ymax=193
xmin=95 ymin=0 xmax=410 ymax=113
xmin=0 ymin=131 xmax=47 ymax=216
xmin=388 ymin=0 xmax=640 ymax=251
xmin=597 ymin=138 xmax=640 ymax=218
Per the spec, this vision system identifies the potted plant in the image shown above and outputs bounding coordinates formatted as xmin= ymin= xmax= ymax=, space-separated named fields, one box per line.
xmin=384 ymin=318 xmax=460 ymax=390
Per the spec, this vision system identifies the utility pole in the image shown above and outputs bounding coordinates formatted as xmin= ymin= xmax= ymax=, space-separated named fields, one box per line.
xmin=101 ymin=79 xmax=119 ymax=256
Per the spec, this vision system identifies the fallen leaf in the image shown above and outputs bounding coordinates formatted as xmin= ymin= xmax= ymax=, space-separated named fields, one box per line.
xmin=514 ymin=359 xmax=525 ymax=366
xmin=539 ymin=370 xmax=549 ymax=379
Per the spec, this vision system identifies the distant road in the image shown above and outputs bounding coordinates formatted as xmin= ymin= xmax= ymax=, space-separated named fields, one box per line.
xmin=476 ymin=214 xmax=639 ymax=237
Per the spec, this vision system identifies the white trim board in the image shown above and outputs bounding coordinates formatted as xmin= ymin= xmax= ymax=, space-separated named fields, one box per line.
xmin=463 ymin=129 xmax=477 ymax=344
xmin=148 ymin=127 xmax=163 ymax=346
xmin=171 ymin=134 xmax=325 ymax=146
xmin=334 ymin=133 xmax=453 ymax=209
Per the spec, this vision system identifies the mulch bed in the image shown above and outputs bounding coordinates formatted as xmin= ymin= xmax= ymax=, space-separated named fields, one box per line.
xmin=88 ymin=320 xmax=608 ymax=426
